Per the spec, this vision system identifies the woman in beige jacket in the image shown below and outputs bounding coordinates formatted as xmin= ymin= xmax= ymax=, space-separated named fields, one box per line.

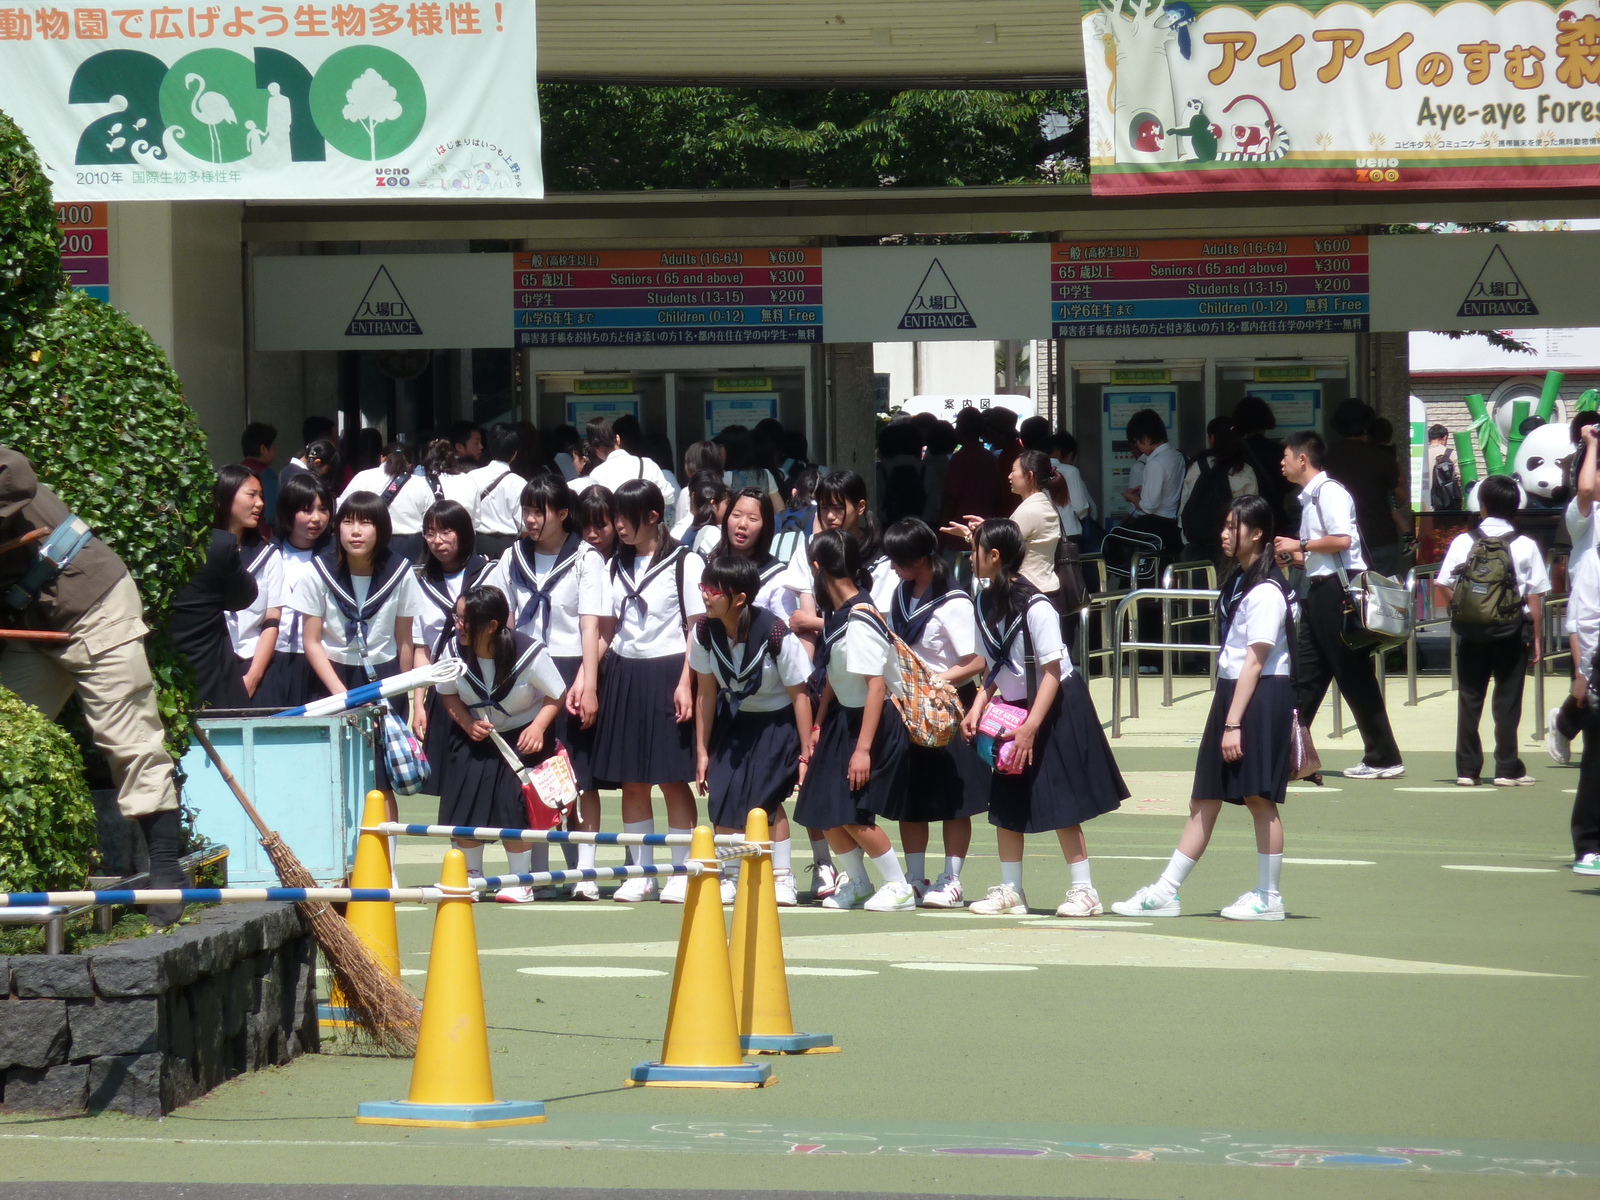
xmin=1007 ymin=450 xmax=1068 ymax=597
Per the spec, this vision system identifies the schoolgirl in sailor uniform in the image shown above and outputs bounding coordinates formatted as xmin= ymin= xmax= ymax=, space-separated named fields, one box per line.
xmin=215 ymin=465 xmax=284 ymax=709
xmin=960 ymin=518 xmax=1127 ymax=918
xmin=291 ymin=491 xmax=424 ymax=799
xmin=257 ymin=473 xmax=332 ymax=710
xmin=794 ymin=529 xmax=916 ymax=912
xmin=1114 ymin=495 xmax=1293 ymax=922
xmin=691 ymin=555 xmax=814 ymax=906
xmin=409 ymin=499 xmax=492 ymax=797
xmin=591 ymin=478 xmax=706 ymax=903
xmin=433 ymin=585 xmax=568 ymax=904
xmin=880 ymin=517 xmax=989 ymax=908
xmin=486 ymin=473 xmax=614 ymax=898
xmin=718 ymin=487 xmax=798 ymax=621
xmin=338 ymin=442 xmax=437 ymax=564
xmin=682 ymin=470 xmax=731 ymax=558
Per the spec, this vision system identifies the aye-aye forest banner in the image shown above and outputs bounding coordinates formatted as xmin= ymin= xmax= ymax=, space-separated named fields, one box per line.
xmin=0 ymin=0 xmax=541 ymax=199
xmin=1086 ymin=0 xmax=1600 ymax=193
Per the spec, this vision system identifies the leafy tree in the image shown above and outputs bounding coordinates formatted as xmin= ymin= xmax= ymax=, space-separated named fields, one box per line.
xmin=539 ymin=86 xmax=1086 ymax=191
xmin=344 ymin=68 xmax=403 ymax=161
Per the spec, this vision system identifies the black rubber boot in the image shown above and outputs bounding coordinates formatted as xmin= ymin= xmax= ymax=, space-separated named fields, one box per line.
xmin=135 ymin=809 xmax=186 ymax=928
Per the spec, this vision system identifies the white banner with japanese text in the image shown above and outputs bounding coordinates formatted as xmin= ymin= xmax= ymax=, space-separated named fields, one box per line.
xmin=1085 ymin=0 xmax=1599 ymax=193
xmin=0 ymin=0 xmax=540 ymax=200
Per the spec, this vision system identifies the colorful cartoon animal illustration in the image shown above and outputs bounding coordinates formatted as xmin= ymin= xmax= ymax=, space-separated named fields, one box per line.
xmin=1161 ymin=1 xmax=1196 ymax=58
xmin=1512 ymin=420 xmax=1577 ymax=508
xmin=1216 ymin=95 xmax=1292 ymax=161
xmin=1167 ymin=98 xmax=1218 ymax=162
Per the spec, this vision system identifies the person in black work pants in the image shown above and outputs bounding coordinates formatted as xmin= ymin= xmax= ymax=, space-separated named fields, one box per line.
xmin=1272 ymin=431 xmax=1404 ymax=780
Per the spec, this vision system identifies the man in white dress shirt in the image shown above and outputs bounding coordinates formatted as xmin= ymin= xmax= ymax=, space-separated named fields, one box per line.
xmin=1273 ymin=430 xmax=1403 ymax=779
xmin=1120 ymin=409 xmax=1185 ymax=669
xmin=463 ymin=425 xmax=525 ymax=558
xmin=577 ymin=417 xmax=672 ymax=499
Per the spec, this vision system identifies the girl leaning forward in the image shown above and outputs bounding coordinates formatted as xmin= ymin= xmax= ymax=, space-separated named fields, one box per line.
xmin=1113 ymin=495 xmax=1293 ymax=921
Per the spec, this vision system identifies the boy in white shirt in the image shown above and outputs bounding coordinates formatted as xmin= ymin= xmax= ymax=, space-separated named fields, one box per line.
xmin=1434 ymin=475 xmax=1550 ymax=787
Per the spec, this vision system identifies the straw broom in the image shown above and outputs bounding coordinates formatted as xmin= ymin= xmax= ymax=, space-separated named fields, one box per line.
xmin=191 ymin=725 xmax=420 ymax=1055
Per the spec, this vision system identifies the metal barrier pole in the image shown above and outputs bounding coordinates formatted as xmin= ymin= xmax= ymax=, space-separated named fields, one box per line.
xmin=1161 ymin=588 xmax=1174 ymax=707
xmin=1107 ymin=588 xmax=1223 ymax=737
xmin=1405 ymin=569 xmax=1420 ymax=707
xmin=1111 ymin=604 xmax=1123 ymax=737
xmin=1330 ymin=682 xmax=1345 ymax=738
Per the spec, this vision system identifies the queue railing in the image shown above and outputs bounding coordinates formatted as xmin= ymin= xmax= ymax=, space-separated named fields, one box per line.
xmin=1160 ymin=562 xmax=1220 ymax=704
xmin=1108 ymin=587 xmax=1223 ymax=738
xmin=1532 ymin=594 xmax=1571 ymax=742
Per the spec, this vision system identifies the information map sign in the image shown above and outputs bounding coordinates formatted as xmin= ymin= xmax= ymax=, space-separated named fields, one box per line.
xmin=1051 ymin=237 xmax=1369 ymax=340
xmin=513 ymin=249 xmax=822 ymax=347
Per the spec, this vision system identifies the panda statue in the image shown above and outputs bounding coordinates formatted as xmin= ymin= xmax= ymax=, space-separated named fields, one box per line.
xmin=1512 ymin=418 xmax=1576 ymax=511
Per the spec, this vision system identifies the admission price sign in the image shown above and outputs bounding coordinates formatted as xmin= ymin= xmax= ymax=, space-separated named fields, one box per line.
xmin=56 ymin=201 xmax=109 ymax=302
xmin=1051 ymin=236 xmax=1369 ymax=339
xmin=513 ymin=249 xmax=822 ymax=347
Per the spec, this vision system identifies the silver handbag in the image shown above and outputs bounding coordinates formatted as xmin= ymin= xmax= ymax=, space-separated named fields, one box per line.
xmin=1308 ymin=492 xmax=1413 ymax=653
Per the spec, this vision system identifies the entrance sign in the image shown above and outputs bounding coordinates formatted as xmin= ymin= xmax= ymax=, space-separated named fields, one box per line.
xmin=1052 ymin=237 xmax=1370 ymax=338
xmin=0 ymin=0 xmax=540 ymax=201
xmin=1085 ymin=0 xmax=1598 ymax=194
xmin=513 ymin=249 xmax=822 ymax=347
xmin=1369 ymin=232 xmax=1600 ymax=332
xmin=823 ymin=244 xmax=1049 ymax=343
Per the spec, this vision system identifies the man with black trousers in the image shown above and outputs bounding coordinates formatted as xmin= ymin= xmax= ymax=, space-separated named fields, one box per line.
xmin=1273 ymin=431 xmax=1405 ymax=780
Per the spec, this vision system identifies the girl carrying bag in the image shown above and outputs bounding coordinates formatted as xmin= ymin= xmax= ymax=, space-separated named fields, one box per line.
xmin=487 ymin=728 xmax=579 ymax=831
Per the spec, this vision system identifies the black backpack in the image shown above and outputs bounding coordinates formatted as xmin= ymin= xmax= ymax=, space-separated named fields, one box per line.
xmin=1431 ymin=453 xmax=1463 ymax=511
xmin=1180 ymin=457 xmax=1234 ymax=549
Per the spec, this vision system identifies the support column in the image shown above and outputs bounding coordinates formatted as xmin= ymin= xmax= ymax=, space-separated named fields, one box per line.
xmin=824 ymin=343 xmax=877 ymax=501
xmin=1368 ymin=331 xmax=1412 ymax=504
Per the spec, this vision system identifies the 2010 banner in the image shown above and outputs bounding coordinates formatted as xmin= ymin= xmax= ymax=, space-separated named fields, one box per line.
xmin=0 ymin=1 xmax=540 ymax=200
xmin=1085 ymin=0 xmax=1599 ymax=194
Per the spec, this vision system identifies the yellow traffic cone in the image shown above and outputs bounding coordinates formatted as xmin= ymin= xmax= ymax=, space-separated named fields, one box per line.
xmin=356 ymin=847 xmax=545 ymax=1127
xmin=322 ymin=790 xmax=401 ymax=1032
xmin=627 ymin=826 xmax=772 ymax=1088
xmin=729 ymin=809 xmax=837 ymax=1055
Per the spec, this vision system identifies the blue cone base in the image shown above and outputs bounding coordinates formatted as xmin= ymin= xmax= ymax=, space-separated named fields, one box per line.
xmin=627 ymin=1060 xmax=773 ymax=1087
xmin=742 ymin=1032 xmax=837 ymax=1054
xmin=355 ymin=1099 xmax=546 ymax=1128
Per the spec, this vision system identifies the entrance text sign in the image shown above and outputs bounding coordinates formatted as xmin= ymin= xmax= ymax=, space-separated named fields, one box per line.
xmin=1085 ymin=0 xmax=1597 ymax=194
xmin=0 ymin=0 xmax=541 ymax=201
xmin=1051 ymin=237 xmax=1370 ymax=338
xmin=513 ymin=249 xmax=822 ymax=347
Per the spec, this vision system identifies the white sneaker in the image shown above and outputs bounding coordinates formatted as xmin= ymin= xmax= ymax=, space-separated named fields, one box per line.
xmin=1547 ymin=708 xmax=1573 ymax=765
xmin=1343 ymin=762 xmax=1405 ymax=779
xmin=808 ymin=861 xmax=840 ymax=900
xmin=1221 ymin=890 xmax=1285 ymax=921
xmin=612 ymin=876 xmax=658 ymax=903
xmin=773 ymin=868 xmax=799 ymax=907
xmin=569 ymin=879 xmax=600 ymax=901
xmin=968 ymin=883 xmax=1027 ymax=915
xmin=1111 ymin=883 xmax=1180 ymax=917
xmin=659 ymin=873 xmax=689 ymax=904
xmin=1492 ymin=775 xmax=1537 ymax=787
xmin=1456 ymin=776 xmax=1479 ymax=787
xmin=920 ymin=873 xmax=964 ymax=908
xmin=820 ymin=872 xmax=870 ymax=910
xmin=1055 ymin=883 xmax=1104 ymax=918
xmin=494 ymin=885 xmax=537 ymax=904
xmin=1573 ymin=853 xmax=1600 ymax=876
xmin=719 ymin=876 xmax=738 ymax=905
xmin=863 ymin=880 xmax=917 ymax=912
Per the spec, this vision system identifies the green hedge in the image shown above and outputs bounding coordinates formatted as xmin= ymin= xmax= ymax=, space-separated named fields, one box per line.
xmin=0 ymin=110 xmax=63 ymax=354
xmin=0 ymin=687 xmax=95 ymax=894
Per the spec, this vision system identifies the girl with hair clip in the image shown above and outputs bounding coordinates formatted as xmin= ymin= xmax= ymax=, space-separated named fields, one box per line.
xmin=258 ymin=474 xmax=333 ymax=709
xmin=290 ymin=491 xmax=424 ymax=808
xmin=592 ymin=478 xmax=707 ymax=903
xmin=794 ymin=528 xmax=917 ymax=912
xmin=881 ymin=517 xmax=989 ymax=907
xmin=717 ymin=487 xmax=797 ymax=620
xmin=216 ymin=465 xmax=284 ymax=708
xmin=432 ymin=585 xmax=568 ymax=904
xmin=409 ymin=500 xmax=493 ymax=799
xmin=691 ymin=555 xmax=814 ymax=906
xmin=338 ymin=441 xmax=435 ymax=563
xmin=961 ymin=518 xmax=1127 ymax=917
xmin=683 ymin=470 xmax=731 ymax=557
xmin=1116 ymin=495 xmax=1296 ymax=920
xmin=485 ymin=473 xmax=614 ymax=899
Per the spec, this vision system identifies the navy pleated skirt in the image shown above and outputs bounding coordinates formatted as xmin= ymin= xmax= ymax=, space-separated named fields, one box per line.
xmin=552 ymin=654 xmax=613 ymax=793
xmin=988 ymin=671 xmax=1127 ymax=834
xmin=255 ymin=650 xmax=326 ymax=712
xmin=794 ymin=699 xmax=909 ymax=830
xmin=891 ymin=735 xmax=992 ymax=822
xmin=332 ymin=658 xmax=407 ymax=792
xmin=436 ymin=719 xmax=557 ymax=831
xmin=591 ymin=653 xmax=696 ymax=784
xmin=1191 ymin=676 xmax=1294 ymax=805
xmin=708 ymin=705 xmax=800 ymax=829
xmin=417 ymin=688 xmax=450 ymax=797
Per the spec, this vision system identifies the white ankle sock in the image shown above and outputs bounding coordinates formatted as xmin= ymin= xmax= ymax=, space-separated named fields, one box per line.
xmin=838 ymin=846 xmax=866 ymax=882
xmin=1069 ymin=858 xmax=1093 ymax=888
xmin=772 ymin=837 xmax=793 ymax=872
xmin=460 ymin=844 xmax=485 ymax=878
xmin=668 ymin=826 xmax=692 ymax=868
xmin=905 ymin=852 xmax=926 ymax=882
xmin=1157 ymin=850 xmax=1198 ymax=896
xmin=871 ymin=850 xmax=907 ymax=886
xmin=623 ymin=820 xmax=654 ymax=867
xmin=809 ymin=836 xmax=832 ymax=867
xmin=506 ymin=848 xmax=533 ymax=880
xmin=1000 ymin=860 xmax=1025 ymax=891
xmin=1259 ymin=852 xmax=1283 ymax=896
xmin=577 ymin=842 xmax=597 ymax=871
xmin=944 ymin=854 xmax=965 ymax=879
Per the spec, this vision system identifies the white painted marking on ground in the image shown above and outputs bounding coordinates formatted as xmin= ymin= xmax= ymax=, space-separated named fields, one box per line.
xmin=516 ymin=966 xmax=666 ymax=978
xmin=1395 ymin=787 xmax=1482 ymax=793
xmin=1440 ymin=865 xmax=1559 ymax=874
xmin=394 ymin=905 xmax=428 ymax=911
xmin=1283 ymin=858 xmax=1376 ymax=866
xmin=785 ymin=966 xmax=877 ymax=977
xmin=916 ymin=910 xmax=1039 ymax=919
xmin=1094 ymin=855 xmax=1170 ymax=861
xmin=1287 ymin=786 xmax=1343 ymax=793
xmin=1020 ymin=920 xmax=1153 ymax=929
xmin=891 ymin=962 xmax=1038 ymax=973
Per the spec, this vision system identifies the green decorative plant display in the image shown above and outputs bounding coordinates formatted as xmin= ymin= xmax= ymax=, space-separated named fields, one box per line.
xmin=0 ymin=686 xmax=95 ymax=894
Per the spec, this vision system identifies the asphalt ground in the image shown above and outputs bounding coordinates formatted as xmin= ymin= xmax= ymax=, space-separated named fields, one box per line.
xmin=2 ymin=677 xmax=1595 ymax=1199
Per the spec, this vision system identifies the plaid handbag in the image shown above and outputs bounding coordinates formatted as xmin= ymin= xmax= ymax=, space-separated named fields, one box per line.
xmin=381 ymin=710 xmax=430 ymax=796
